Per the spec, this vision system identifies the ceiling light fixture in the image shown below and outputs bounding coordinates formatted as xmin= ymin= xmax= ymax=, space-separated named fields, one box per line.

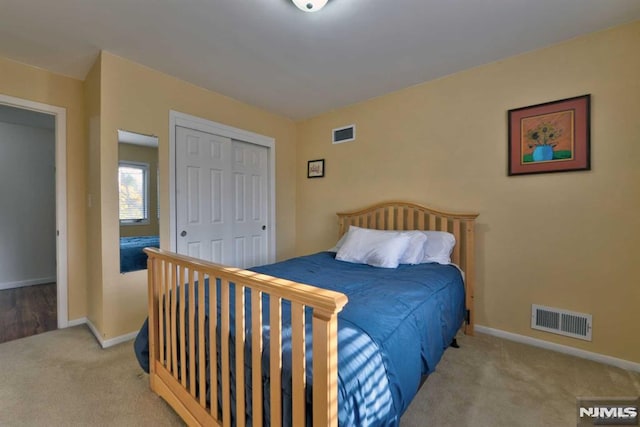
xmin=292 ymin=0 xmax=328 ymax=12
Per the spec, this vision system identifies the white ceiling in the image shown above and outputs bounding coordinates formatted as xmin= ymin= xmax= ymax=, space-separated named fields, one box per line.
xmin=1 ymin=0 xmax=639 ymax=119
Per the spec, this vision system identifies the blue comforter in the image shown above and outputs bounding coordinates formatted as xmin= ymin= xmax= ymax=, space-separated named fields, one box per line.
xmin=134 ymin=252 xmax=465 ymax=426
xmin=120 ymin=235 xmax=159 ymax=273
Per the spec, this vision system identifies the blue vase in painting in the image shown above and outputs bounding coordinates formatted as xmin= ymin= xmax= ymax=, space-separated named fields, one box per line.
xmin=532 ymin=145 xmax=554 ymax=162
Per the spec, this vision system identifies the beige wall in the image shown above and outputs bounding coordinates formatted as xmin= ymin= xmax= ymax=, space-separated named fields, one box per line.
xmin=84 ymin=54 xmax=104 ymax=333
xmin=96 ymin=52 xmax=297 ymax=339
xmin=0 ymin=56 xmax=87 ymax=321
xmin=296 ymin=22 xmax=640 ymax=363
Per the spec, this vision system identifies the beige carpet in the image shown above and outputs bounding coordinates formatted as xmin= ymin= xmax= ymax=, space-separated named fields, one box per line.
xmin=403 ymin=333 xmax=640 ymax=426
xmin=0 ymin=325 xmax=638 ymax=426
xmin=0 ymin=325 xmax=183 ymax=427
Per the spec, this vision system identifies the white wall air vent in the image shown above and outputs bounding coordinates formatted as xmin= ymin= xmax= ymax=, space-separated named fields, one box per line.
xmin=531 ymin=304 xmax=592 ymax=341
xmin=332 ymin=124 xmax=355 ymax=144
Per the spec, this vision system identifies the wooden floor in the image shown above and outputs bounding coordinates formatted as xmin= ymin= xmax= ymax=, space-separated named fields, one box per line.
xmin=0 ymin=283 xmax=57 ymax=344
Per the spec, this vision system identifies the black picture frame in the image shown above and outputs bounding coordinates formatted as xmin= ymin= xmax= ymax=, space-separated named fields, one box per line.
xmin=307 ymin=159 xmax=325 ymax=178
xmin=508 ymin=94 xmax=591 ymax=176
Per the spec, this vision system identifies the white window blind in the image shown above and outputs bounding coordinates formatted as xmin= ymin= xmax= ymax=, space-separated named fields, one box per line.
xmin=119 ymin=162 xmax=149 ymax=223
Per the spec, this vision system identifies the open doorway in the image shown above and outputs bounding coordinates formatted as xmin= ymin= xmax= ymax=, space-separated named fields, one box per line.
xmin=0 ymin=104 xmax=56 ymax=342
xmin=0 ymin=95 xmax=68 ymax=342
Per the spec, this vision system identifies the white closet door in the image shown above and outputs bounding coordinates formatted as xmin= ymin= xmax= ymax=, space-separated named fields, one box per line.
xmin=231 ymin=139 xmax=269 ymax=268
xmin=175 ymin=126 xmax=269 ymax=268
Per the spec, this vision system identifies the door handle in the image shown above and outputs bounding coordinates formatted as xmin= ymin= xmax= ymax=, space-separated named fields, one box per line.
xmin=180 ymin=230 xmax=187 ymax=237
xmin=261 ymin=225 xmax=266 ymax=230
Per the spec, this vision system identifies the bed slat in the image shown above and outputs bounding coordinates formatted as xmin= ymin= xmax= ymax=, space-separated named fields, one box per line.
xmin=312 ymin=310 xmax=339 ymax=427
xmin=452 ymin=219 xmax=461 ymax=265
xmin=439 ymin=216 xmax=449 ymax=232
xmin=270 ymin=296 xmax=283 ymax=427
xmin=464 ymin=220 xmax=476 ymax=335
xmin=188 ymin=269 xmax=196 ymax=397
xmin=235 ymin=284 xmax=246 ymax=427
xmin=250 ymin=290 xmax=263 ymax=427
xmin=386 ymin=206 xmax=395 ymax=230
xmin=407 ymin=207 xmax=414 ymax=229
xmin=166 ymin=261 xmax=173 ymax=373
xmin=171 ymin=264 xmax=178 ymax=379
xmin=179 ymin=266 xmax=187 ymax=387
xmin=147 ymin=256 xmax=158 ymax=388
xmin=291 ymin=302 xmax=306 ymax=427
xmin=221 ymin=280 xmax=231 ymax=427
xmin=158 ymin=260 xmax=165 ymax=369
xmin=209 ymin=273 xmax=218 ymax=420
xmin=198 ymin=272 xmax=206 ymax=407
xmin=429 ymin=214 xmax=436 ymax=231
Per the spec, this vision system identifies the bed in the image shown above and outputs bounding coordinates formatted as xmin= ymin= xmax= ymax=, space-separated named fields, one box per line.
xmin=120 ymin=235 xmax=160 ymax=273
xmin=137 ymin=201 xmax=478 ymax=426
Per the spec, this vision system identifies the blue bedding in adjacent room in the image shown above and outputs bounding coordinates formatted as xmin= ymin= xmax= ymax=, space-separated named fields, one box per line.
xmin=120 ymin=235 xmax=159 ymax=273
xmin=134 ymin=251 xmax=465 ymax=426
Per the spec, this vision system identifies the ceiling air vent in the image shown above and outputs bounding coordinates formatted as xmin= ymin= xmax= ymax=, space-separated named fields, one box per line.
xmin=332 ymin=124 xmax=356 ymax=144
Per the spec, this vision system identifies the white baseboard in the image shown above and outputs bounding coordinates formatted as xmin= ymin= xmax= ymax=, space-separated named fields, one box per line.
xmin=67 ymin=317 xmax=88 ymax=327
xmin=66 ymin=318 xmax=138 ymax=349
xmin=101 ymin=331 xmax=139 ymax=348
xmin=0 ymin=276 xmax=57 ymax=290
xmin=475 ymin=325 xmax=640 ymax=373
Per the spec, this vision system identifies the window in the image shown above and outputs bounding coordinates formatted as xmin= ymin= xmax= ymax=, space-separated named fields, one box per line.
xmin=119 ymin=162 xmax=149 ymax=224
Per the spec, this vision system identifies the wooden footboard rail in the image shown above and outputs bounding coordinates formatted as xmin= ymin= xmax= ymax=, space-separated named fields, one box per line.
xmin=144 ymin=248 xmax=348 ymax=427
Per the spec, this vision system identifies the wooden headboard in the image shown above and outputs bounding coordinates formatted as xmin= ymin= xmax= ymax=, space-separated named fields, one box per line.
xmin=337 ymin=201 xmax=479 ymax=335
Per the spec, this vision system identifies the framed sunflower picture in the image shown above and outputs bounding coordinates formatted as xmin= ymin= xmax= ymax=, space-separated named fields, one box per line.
xmin=508 ymin=94 xmax=590 ymax=176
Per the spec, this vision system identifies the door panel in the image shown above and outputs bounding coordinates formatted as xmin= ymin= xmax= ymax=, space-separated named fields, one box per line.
xmin=176 ymin=126 xmax=233 ymax=265
xmin=231 ymin=140 xmax=268 ymax=268
xmin=176 ymin=126 xmax=269 ymax=268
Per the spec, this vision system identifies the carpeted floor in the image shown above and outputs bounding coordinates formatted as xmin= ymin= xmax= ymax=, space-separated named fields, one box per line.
xmin=403 ymin=333 xmax=640 ymax=426
xmin=0 ymin=325 xmax=638 ymax=426
xmin=0 ymin=325 xmax=183 ymax=427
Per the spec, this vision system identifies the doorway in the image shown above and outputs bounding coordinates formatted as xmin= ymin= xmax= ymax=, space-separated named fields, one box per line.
xmin=0 ymin=94 xmax=68 ymax=337
xmin=169 ymin=111 xmax=276 ymax=267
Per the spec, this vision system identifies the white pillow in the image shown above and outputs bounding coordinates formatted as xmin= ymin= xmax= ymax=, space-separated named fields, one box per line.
xmin=420 ymin=231 xmax=456 ymax=265
xmin=336 ymin=227 xmax=412 ymax=268
xmin=399 ymin=231 xmax=427 ymax=264
xmin=331 ymin=226 xmax=426 ymax=264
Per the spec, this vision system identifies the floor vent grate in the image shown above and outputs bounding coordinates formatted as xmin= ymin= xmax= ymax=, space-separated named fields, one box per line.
xmin=531 ymin=304 xmax=592 ymax=341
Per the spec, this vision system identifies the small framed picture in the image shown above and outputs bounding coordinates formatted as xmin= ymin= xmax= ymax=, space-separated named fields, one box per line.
xmin=307 ymin=159 xmax=325 ymax=178
xmin=508 ymin=94 xmax=590 ymax=176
